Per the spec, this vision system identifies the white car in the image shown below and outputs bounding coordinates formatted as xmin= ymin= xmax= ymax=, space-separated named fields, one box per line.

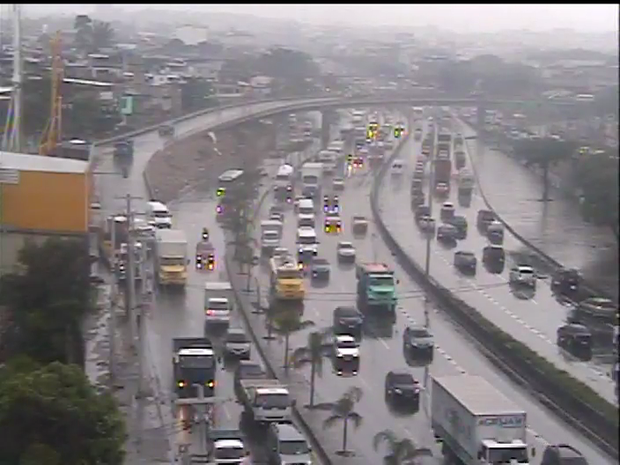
xmin=509 ymin=265 xmax=537 ymax=288
xmin=333 ymin=335 xmax=360 ymax=358
xmin=337 ymin=241 xmax=356 ymax=262
xmin=224 ymin=328 xmax=251 ymax=359
xmin=391 ymin=159 xmax=405 ymax=175
xmin=333 ymin=177 xmax=345 ymax=190
xmin=272 ymin=247 xmax=290 ymax=259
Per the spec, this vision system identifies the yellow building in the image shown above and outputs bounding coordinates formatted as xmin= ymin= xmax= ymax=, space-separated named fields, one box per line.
xmin=0 ymin=151 xmax=91 ymax=234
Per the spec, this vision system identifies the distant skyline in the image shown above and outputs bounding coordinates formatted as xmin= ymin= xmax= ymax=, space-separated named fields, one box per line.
xmin=26 ymin=4 xmax=620 ymax=33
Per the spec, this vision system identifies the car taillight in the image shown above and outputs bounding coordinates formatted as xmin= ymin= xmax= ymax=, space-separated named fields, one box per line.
xmin=206 ymin=310 xmax=214 ymax=316
xmin=216 ymin=205 xmax=223 ymax=214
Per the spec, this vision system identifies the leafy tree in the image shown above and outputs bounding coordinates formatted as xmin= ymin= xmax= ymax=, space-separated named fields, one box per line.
xmin=315 ymin=386 xmax=363 ymax=456
xmin=64 ymin=93 xmax=122 ymax=139
xmin=512 ymin=137 xmax=577 ymax=201
xmin=91 ymin=20 xmax=115 ymax=51
xmin=373 ymin=429 xmax=433 ymax=465
xmin=73 ymin=14 xmax=92 ymax=53
xmin=22 ymin=75 xmax=51 ymax=139
xmin=73 ymin=16 xmax=114 ymax=53
xmin=218 ymin=57 xmax=256 ymax=85
xmin=256 ymin=47 xmax=320 ymax=81
xmin=270 ymin=309 xmax=314 ymax=373
xmin=0 ymin=238 xmax=91 ymax=365
xmin=181 ymin=78 xmax=218 ymax=113
xmin=19 ymin=444 xmax=60 ymax=465
xmin=289 ymin=329 xmax=332 ymax=407
xmin=0 ymin=361 xmax=126 ymax=465
xmin=574 ymin=150 xmax=619 ymax=241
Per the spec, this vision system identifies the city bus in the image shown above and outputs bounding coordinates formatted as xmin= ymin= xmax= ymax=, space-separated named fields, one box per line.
xmin=216 ymin=169 xmax=245 ymax=197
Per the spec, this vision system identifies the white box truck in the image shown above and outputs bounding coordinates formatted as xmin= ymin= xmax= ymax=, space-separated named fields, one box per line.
xmin=301 ymin=162 xmax=323 ymax=199
xmin=431 ymin=374 xmax=532 ymax=465
xmin=155 ymin=229 xmax=188 ymax=286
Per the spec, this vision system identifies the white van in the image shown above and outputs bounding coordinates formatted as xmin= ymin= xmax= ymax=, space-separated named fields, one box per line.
xmin=298 ymin=198 xmax=315 ymax=215
xmin=297 ymin=213 xmax=316 ymax=228
xmin=296 ymin=227 xmax=318 ymax=256
xmin=275 ymin=164 xmax=294 ymax=182
xmin=327 ymin=140 xmax=345 ymax=155
xmin=318 ymin=150 xmax=337 ymax=174
xmin=391 ymin=159 xmax=405 ymax=175
xmin=146 ymin=201 xmax=172 ymax=229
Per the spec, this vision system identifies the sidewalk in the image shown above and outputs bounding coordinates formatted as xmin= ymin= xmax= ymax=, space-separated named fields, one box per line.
xmin=83 ymin=263 xmax=173 ymax=465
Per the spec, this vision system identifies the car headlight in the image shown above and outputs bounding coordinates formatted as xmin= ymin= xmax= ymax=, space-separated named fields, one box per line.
xmin=394 ymin=388 xmax=402 ymax=394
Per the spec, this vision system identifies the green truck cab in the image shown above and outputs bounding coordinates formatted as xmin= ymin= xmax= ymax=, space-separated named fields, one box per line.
xmin=356 ymin=263 xmax=398 ymax=313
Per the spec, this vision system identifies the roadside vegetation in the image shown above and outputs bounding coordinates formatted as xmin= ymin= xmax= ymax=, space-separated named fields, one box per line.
xmin=0 ymin=239 xmax=126 ymax=463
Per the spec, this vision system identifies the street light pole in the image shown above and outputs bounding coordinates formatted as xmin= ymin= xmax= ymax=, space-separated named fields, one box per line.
xmin=423 ymin=124 xmax=437 ymax=328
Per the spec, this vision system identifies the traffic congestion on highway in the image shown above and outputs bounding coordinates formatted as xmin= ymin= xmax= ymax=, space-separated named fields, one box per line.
xmin=379 ymin=116 xmax=618 ymax=404
xmin=97 ymin=105 xmax=617 ymax=465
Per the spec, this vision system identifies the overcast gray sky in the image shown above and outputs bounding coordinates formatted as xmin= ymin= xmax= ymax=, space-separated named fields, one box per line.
xmin=29 ymin=4 xmax=619 ymax=33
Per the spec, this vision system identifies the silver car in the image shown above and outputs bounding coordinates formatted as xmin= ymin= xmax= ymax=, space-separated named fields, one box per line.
xmin=224 ymin=328 xmax=251 ymax=359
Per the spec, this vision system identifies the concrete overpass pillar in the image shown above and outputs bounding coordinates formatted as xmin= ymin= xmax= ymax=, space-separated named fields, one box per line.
xmin=321 ymin=109 xmax=333 ymax=149
xmin=476 ymin=104 xmax=487 ymax=130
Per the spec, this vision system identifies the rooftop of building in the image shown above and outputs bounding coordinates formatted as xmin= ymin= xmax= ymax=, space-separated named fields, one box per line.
xmin=0 ymin=151 xmax=89 ymax=174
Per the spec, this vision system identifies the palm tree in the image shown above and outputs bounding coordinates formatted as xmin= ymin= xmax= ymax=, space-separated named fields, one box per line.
xmin=289 ymin=330 xmax=332 ymax=408
xmin=513 ymin=137 xmax=576 ymax=201
xmin=270 ymin=310 xmax=314 ymax=373
xmin=373 ymin=429 xmax=433 ymax=465
xmin=316 ymin=386 xmax=363 ymax=456
xmin=91 ymin=20 xmax=115 ymax=51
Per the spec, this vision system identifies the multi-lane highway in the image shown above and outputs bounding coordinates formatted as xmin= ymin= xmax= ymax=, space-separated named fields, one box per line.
xmin=378 ymin=121 xmax=617 ymax=405
xmin=244 ymin=119 xmax=612 ymax=464
xmin=94 ymin=102 xmax=615 ymax=464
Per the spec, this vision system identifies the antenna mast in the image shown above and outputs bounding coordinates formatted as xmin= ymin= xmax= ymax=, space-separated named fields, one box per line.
xmin=2 ymin=4 xmax=23 ymax=152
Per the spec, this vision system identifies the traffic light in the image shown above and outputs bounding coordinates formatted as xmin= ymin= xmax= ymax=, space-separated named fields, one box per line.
xmin=347 ymin=154 xmax=353 ymax=164
xmin=394 ymin=125 xmax=405 ymax=139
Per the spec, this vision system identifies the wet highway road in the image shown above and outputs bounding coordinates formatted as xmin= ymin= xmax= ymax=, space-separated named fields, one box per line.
xmin=249 ymin=139 xmax=615 ymax=464
xmin=93 ymin=102 xmax=614 ymax=463
xmin=455 ymin=117 xmax=618 ymax=299
xmin=378 ymin=125 xmax=618 ymax=405
xmin=147 ymin=146 xmax=320 ymax=458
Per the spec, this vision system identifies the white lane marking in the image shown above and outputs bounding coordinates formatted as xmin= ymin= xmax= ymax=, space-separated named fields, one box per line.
xmin=378 ymin=338 xmax=390 ymax=349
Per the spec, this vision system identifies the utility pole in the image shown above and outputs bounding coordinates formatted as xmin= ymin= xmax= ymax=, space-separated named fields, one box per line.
xmin=109 ymin=216 xmax=118 ymax=384
xmin=115 ymin=193 xmax=144 ymax=387
xmin=125 ymin=194 xmax=138 ymax=344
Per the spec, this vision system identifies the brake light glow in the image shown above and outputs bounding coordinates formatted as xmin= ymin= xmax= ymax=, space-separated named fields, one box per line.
xmin=216 ymin=205 xmax=223 ymax=214
xmin=206 ymin=310 xmax=214 ymax=316
xmin=207 ymin=261 xmax=215 ymax=270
